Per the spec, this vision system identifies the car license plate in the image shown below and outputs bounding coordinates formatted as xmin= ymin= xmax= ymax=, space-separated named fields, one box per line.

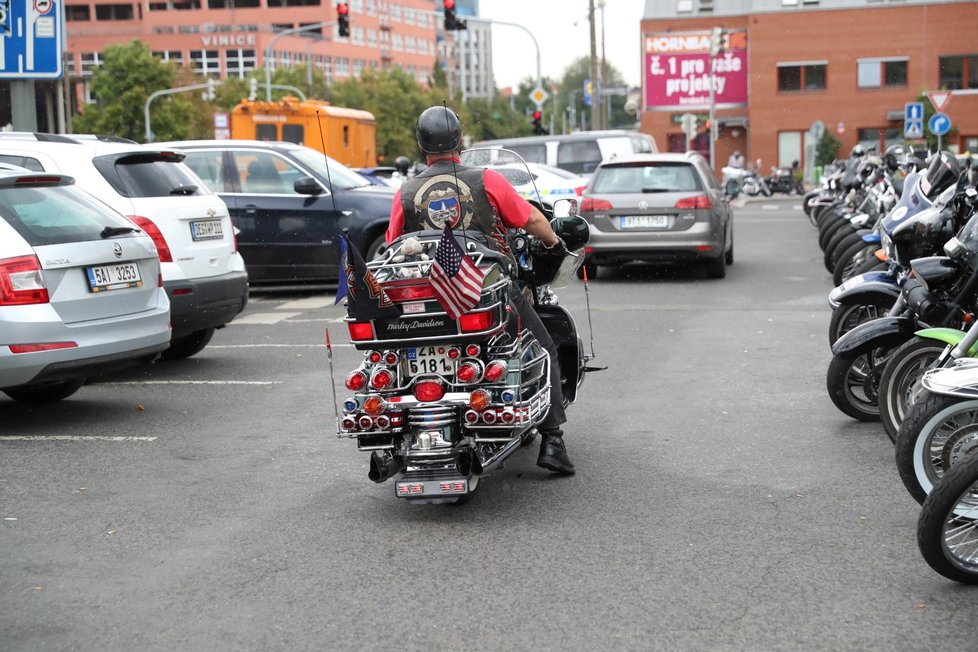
xmin=620 ymin=215 xmax=668 ymax=229
xmin=190 ymin=219 xmax=224 ymax=241
xmin=405 ymin=346 xmax=454 ymax=377
xmin=86 ymin=263 xmax=142 ymax=292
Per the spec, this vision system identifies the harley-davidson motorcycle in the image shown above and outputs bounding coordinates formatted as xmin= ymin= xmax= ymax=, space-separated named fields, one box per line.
xmin=333 ymin=148 xmax=593 ymax=504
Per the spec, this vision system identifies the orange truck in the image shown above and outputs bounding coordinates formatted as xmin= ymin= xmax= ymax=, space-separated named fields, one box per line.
xmin=229 ymin=96 xmax=377 ymax=168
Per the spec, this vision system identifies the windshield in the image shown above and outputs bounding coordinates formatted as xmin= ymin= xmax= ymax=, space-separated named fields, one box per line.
xmin=289 ymin=147 xmax=371 ymax=190
xmin=462 ymin=147 xmax=539 ymax=195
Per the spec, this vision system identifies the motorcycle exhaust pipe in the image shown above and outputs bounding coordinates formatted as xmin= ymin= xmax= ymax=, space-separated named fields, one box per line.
xmin=457 ymin=450 xmax=477 ymax=477
xmin=368 ymin=452 xmax=405 ymax=483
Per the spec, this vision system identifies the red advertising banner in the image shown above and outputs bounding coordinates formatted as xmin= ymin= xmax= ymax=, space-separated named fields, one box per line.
xmin=644 ymin=31 xmax=748 ymax=110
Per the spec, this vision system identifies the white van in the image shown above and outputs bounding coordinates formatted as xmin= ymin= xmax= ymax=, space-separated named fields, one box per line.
xmin=472 ymin=130 xmax=658 ymax=176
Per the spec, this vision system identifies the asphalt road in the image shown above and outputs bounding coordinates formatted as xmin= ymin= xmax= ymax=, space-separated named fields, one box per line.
xmin=2 ymin=198 xmax=975 ymax=650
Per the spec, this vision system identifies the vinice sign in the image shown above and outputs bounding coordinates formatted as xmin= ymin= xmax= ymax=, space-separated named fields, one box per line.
xmin=644 ymin=30 xmax=748 ymax=110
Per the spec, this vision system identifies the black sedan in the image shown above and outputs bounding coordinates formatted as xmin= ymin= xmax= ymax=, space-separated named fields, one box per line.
xmin=158 ymin=140 xmax=395 ymax=285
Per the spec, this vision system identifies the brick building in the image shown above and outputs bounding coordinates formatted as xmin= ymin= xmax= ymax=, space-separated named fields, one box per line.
xmin=639 ymin=0 xmax=978 ymax=174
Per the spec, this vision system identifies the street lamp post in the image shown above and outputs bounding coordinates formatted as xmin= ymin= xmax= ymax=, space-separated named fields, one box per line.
xmin=264 ymin=21 xmax=335 ymax=102
xmin=144 ymin=80 xmax=221 ymax=143
xmin=465 ymin=16 xmax=541 ymax=94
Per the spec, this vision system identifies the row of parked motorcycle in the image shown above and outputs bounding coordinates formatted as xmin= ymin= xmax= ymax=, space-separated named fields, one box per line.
xmin=807 ymin=144 xmax=978 ymax=584
xmin=721 ymin=158 xmax=805 ymax=198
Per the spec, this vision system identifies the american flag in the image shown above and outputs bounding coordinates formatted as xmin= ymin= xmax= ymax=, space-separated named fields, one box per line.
xmin=430 ymin=225 xmax=485 ymax=320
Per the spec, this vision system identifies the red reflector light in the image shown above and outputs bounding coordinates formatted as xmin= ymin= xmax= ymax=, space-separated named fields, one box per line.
xmin=500 ymin=409 xmax=515 ymax=423
xmin=383 ymin=283 xmax=435 ymax=302
xmin=482 ymin=410 xmax=497 ymax=424
xmin=383 ymin=351 xmax=399 ymax=365
xmin=375 ymin=415 xmax=391 ymax=429
xmin=370 ymin=368 xmax=394 ymax=390
xmin=675 ymin=195 xmax=712 ymax=210
xmin=459 ymin=310 xmax=493 ymax=333
xmin=171 ymin=288 xmax=193 ymax=296
xmin=465 ymin=344 xmax=480 ymax=357
xmin=367 ymin=350 xmax=382 ymax=363
xmin=348 ymin=322 xmax=375 ymax=341
xmin=345 ymin=370 xmax=367 ymax=391
xmin=456 ymin=361 xmax=482 ymax=384
xmin=358 ymin=415 xmax=374 ymax=429
xmin=581 ymin=197 xmax=613 ymax=212
xmin=694 ymin=245 xmax=712 ymax=252
xmin=448 ymin=347 xmax=461 ymax=360
xmin=414 ymin=380 xmax=445 ymax=402
xmin=128 ymin=216 xmax=173 ymax=263
xmin=0 ymin=255 xmax=49 ymax=305
xmin=464 ymin=410 xmax=480 ymax=424
xmin=484 ymin=360 xmax=507 ymax=382
xmin=9 ymin=341 xmax=78 ymax=354
xmin=341 ymin=416 xmax=357 ymax=431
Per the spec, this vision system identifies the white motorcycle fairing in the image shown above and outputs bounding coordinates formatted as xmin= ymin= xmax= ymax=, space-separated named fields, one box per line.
xmin=921 ymin=358 xmax=978 ymax=398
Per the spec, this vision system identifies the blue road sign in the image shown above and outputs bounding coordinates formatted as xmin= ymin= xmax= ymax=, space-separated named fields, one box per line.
xmin=583 ymin=79 xmax=593 ymax=107
xmin=0 ymin=0 xmax=64 ymax=79
xmin=929 ymin=112 xmax=951 ymax=137
xmin=904 ymin=102 xmax=924 ymax=139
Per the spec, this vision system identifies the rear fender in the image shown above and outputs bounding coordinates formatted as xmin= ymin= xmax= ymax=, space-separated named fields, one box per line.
xmin=915 ymin=327 xmax=977 ymax=356
xmin=828 ymin=270 xmax=899 ymax=308
xmin=921 ymin=360 xmax=978 ymax=398
xmin=830 ymin=316 xmax=918 ymax=355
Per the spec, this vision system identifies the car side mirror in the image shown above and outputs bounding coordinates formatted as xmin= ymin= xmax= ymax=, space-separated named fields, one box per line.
xmin=294 ymin=176 xmax=323 ymax=195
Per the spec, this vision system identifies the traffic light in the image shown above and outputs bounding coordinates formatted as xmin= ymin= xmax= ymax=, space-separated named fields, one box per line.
xmin=337 ymin=2 xmax=350 ymax=38
xmin=443 ymin=0 xmax=466 ymax=30
xmin=248 ymin=77 xmax=258 ymax=101
xmin=531 ymin=110 xmax=546 ymax=136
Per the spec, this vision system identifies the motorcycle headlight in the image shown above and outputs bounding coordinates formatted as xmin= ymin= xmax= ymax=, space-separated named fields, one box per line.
xmin=881 ymin=232 xmax=894 ymax=259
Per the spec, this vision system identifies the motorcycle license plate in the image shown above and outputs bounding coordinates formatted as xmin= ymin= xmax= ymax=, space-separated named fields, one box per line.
xmin=620 ymin=215 xmax=668 ymax=229
xmin=405 ymin=346 xmax=454 ymax=377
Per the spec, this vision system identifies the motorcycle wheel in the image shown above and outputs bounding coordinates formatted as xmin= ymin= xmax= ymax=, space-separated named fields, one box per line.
xmin=826 ymin=336 xmax=906 ymax=421
xmin=827 ymin=293 xmax=895 ymax=346
xmin=878 ymin=338 xmax=946 ymax=443
xmin=833 ymin=242 xmax=880 ymax=287
xmin=824 ymin=228 xmax=862 ymax=273
xmin=849 ymin=256 xmax=888 ymax=278
xmin=761 ymin=184 xmax=773 ymax=197
xmin=895 ymin=392 xmax=978 ymax=504
xmin=819 ymin=216 xmax=853 ymax=252
xmin=917 ymin=451 xmax=978 ymax=584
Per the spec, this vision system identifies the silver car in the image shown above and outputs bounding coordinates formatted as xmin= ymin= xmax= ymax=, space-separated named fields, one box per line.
xmin=0 ymin=172 xmax=171 ymax=403
xmin=579 ymin=152 xmax=734 ymax=279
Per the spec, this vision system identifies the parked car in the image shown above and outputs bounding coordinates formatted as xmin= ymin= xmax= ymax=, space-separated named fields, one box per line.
xmin=157 ymin=140 xmax=397 ymax=284
xmin=0 ymin=171 xmax=171 ymax=402
xmin=354 ymin=166 xmax=400 ymax=187
xmin=0 ymin=133 xmax=248 ymax=359
xmin=473 ymin=130 xmax=658 ymax=177
xmin=486 ymin=161 xmax=588 ymax=208
xmin=579 ymin=152 xmax=733 ymax=279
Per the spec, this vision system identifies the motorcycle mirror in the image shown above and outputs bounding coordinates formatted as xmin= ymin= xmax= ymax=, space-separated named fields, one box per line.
xmin=944 ymin=236 xmax=967 ymax=260
xmin=551 ymin=198 xmax=579 ymax=219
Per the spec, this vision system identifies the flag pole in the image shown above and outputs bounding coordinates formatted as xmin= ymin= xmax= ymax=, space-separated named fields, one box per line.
xmin=325 ymin=327 xmax=341 ymax=436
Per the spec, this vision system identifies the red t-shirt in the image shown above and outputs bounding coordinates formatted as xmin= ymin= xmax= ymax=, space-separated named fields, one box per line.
xmin=385 ymin=166 xmax=532 ymax=244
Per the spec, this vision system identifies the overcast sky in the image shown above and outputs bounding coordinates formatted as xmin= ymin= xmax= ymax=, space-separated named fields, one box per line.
xmin=475 ymin=0 xmax=648 ymax=90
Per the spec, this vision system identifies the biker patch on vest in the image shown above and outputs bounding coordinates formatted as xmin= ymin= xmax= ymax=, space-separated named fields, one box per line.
xmin=412 ymin=174 xmax=475 ymax=230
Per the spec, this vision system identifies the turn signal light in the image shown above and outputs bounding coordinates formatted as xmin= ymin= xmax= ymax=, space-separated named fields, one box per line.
xmin=469 ymin=388 xmax=491 ymax=411
xmin=459 ymin=310 xmax=493 ymax=333
xmin=456 ymin=361 xmax=482 ymax=384
xmin=484 ymin=360 xmax=507 ymax=382
xmin=363 ymin=395 xmax=385 ymax=415
xmin=345 ymin=370 xmax=368 ymax=391
xmin=414 ymin=380 xmax=445 ymax=402
xmin=675 ymin=195 xmax=712 ymax=209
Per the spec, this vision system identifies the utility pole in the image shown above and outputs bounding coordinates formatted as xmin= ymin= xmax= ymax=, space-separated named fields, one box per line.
xmin=599 ymin=0 xmax=607 ymax=130
xmin=589 ymin=0 xmax=599 ymax=132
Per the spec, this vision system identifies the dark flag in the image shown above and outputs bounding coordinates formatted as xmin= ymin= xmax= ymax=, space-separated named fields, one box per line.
xmin=429 ymin=225 xmax=485 ymax=320
xmin=335 ymin=232 xmax=401 ymax=320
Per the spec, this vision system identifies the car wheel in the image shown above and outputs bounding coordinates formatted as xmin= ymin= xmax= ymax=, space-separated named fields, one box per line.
xmin=3 ymin=378 xmax=86 ymax=403
xmin=705 ymin=255 xmax=726 ymax=279
xmin=725 ymin=230 xmax=734 ymax=265
xmin=365 ymin=234 xmax=388 ymax=261
xmin=162 ymin=328 xmax=215 ymax=360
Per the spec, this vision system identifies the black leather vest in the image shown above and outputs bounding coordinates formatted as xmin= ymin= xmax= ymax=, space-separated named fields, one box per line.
xmin=399 ymin=160 xmax=498 ymax=239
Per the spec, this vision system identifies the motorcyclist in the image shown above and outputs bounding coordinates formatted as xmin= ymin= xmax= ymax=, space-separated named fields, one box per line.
xmin=385 ymin=105 xmax=576 ymax=475
xmin=728 ymin=150 xmax=745 ymax=169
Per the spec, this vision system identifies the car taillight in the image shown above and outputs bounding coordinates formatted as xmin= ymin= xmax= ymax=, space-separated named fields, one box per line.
xmin=348 ymin=322 xmax=374 ymax=341
xmin=575 ymin=185 xmax=586 ymax=196
xmin=675 ymin=195 xmax=712 ymax=210
xmin=414 ymin=380 xmax=445 ymax=402
xmin=581 ymin=197 xmax=613 ymax=212
xmin=0 ymin=255 xmax=49 ymax=305
xmin=459 ymin=310 xmax=493 ymax=333
xmin=128 ymin=216 xmax=173 ymax=263
xmin=384 ymin=283 xmax=435 ymax=302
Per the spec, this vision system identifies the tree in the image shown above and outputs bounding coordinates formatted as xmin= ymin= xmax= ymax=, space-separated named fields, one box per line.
xmin=555 ymin=56 xmax=631 ymax=132
xmin=816 ymin=131 xmax=842 ymax=167
xmin=73 ymin=40 xmax=195 ymax=142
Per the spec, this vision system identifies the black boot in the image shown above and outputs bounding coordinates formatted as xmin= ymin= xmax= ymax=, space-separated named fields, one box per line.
xmin=537 ymin=431 xmax=575 ymax=475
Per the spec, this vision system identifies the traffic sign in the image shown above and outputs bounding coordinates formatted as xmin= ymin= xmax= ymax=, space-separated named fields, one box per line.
xmin=904 ymin=102 xmax=924 ymax=139
xmin=0 ymin=0 xmax=64 ymax=79
xmin=809 ymin=120 xmax=825 ymax=141
xmin=929 ymin=112 xmax=951 ymax=137
xmin=529 ymin=85 xmax=549 ymax=108
xmin=926 ymin=90 xmax=952 ymax=113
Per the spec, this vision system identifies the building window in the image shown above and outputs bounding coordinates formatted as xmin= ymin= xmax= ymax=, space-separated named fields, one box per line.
xmin=368 ymin=29 xmax=377 ymax=48
xmin=80 ymin=52 xmax=103 ymax=77
xmin=857 ymin=127 xmax=902 ymax=153
xmin=66 ymin=5 xmax=90 ymax=20
xmin=392 ymin=34 xmax=403 ymax=52
xmin=95 ymin=4 xmax=134 ymax=20
xmin=353 ymin=59 xmax=364 ymax=76
xmin=940 ymin=55 xmax=978 ymax=90
xmin=352 ymin=27 xmax=365 ymax=45
xmin=190 ymin=50 xmax=221 ymax=76
xmin=350 ymin=0 xmax=363 ymax=10
xmin=336 ymin=57 xmax=350 ymax=77
xmin=390 ymin=4 xmax=401 ymax=21
xmin=366 ymin=0 xmax=376 ymax=16
xmin=858 ymin=58 xmax=908 ymax=88
xmin=403 ymin=8 xmax=414 ymax=25
xmin=226 ymin=49 xmax=256 ymax=78
xmin=152 ymin=50 xmax=185 ymax=65
xmin=777 ymin=63 xmax=826 ymax=91
xmin=676 ymin=0 xmax=693 ymax=11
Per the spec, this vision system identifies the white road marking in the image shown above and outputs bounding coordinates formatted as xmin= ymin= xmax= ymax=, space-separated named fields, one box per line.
xmin=99 ymin=380 xmax=283 ymax=385
xmin=233 ymin=312 xmax=301 ymax=325
xmin=761 ymin=204 xmax=779 ymax=210
xmin=277 ymin=296 xmax=333 ymax=310
xmin=0 ymin=436 xmax=157 ymax=442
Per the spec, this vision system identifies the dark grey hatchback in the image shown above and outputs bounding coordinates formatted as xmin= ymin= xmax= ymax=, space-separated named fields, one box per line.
xmin=579 ymin=152 xmax=733 ymax=279
xmin=158 ymin=140 xmax=396 ymax=285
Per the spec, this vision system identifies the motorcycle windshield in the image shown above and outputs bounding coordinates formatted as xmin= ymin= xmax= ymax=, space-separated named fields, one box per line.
xmin=881 ymin=171 xmax=933 ymax=236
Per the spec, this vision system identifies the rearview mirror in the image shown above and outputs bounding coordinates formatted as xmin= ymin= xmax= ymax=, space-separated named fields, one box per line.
xmin=551 ymin=198 xmax=578 ymax=218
